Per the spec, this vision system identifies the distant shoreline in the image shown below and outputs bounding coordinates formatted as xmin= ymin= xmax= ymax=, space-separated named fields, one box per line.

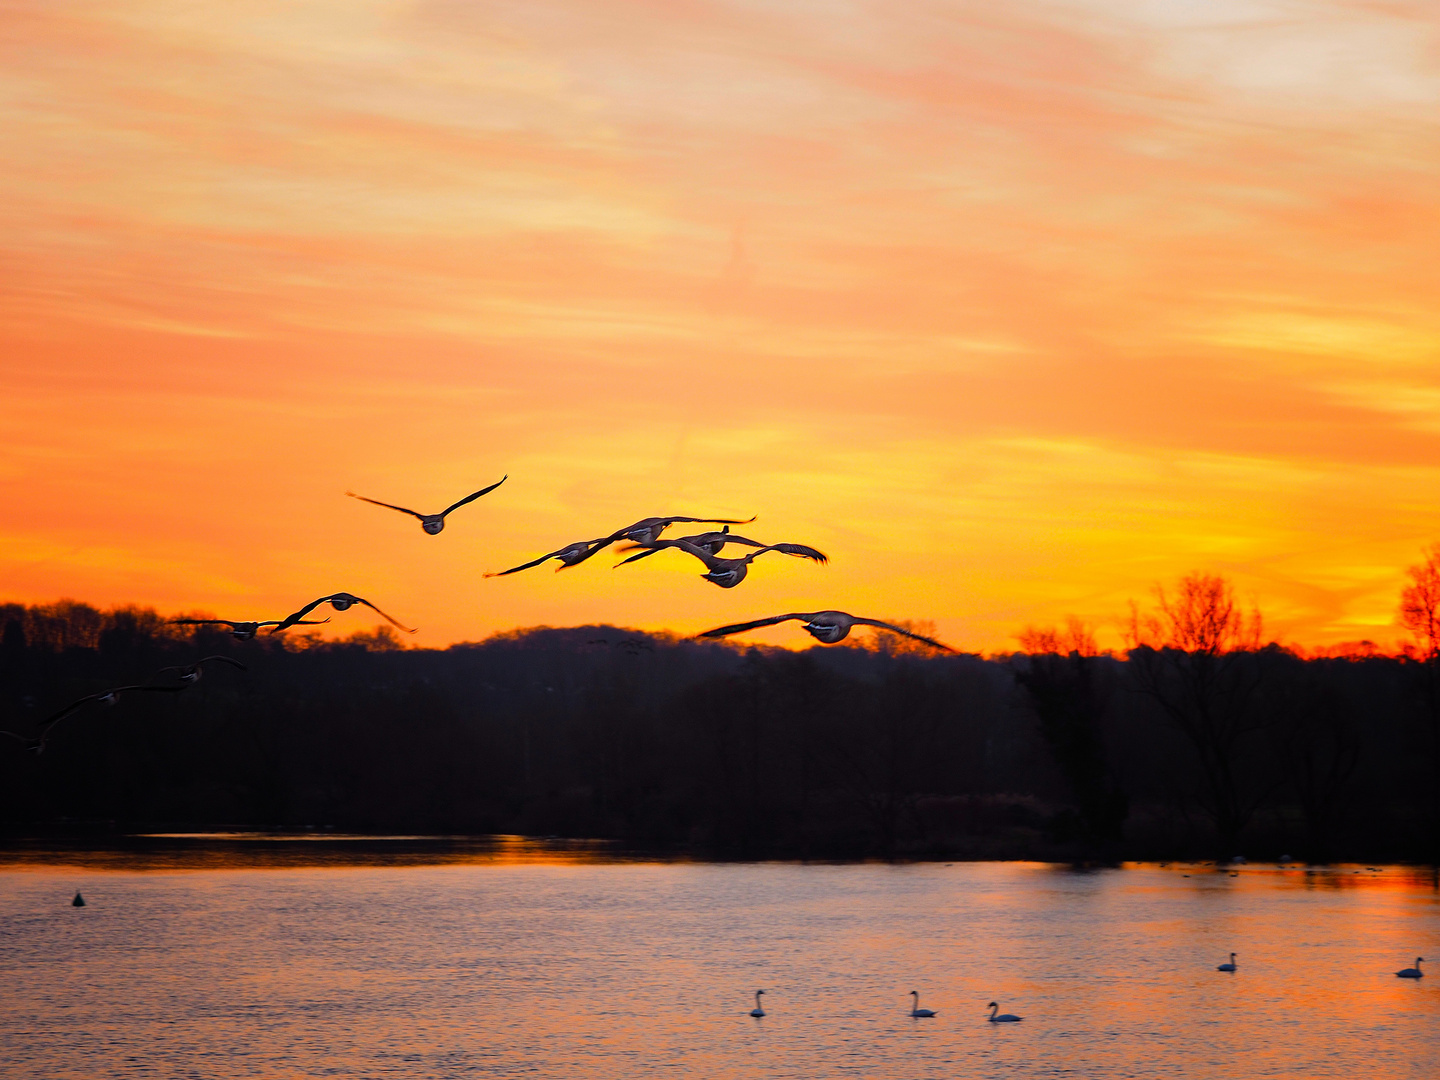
xmin=0 ymin=831 xmax=1435 ymax=875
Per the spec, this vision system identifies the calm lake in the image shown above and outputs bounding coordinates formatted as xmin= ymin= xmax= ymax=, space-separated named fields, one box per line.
xmin=1 ymin=841 xmax=1436 ymax=1079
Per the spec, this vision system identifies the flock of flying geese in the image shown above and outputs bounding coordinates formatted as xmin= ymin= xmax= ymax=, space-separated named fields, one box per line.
xmin=1 ymin=476 xmax=953 ymax=755
xmin=183 ymin=476 xmax=958 ymax=650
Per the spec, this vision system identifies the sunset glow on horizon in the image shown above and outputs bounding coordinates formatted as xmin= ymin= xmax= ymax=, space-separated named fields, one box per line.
xmin=4 ymin=0 xmax=1440 ymax=652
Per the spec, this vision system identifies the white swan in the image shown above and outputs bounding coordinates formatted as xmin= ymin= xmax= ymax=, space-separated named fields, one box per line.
xmin=1217 ymin=953 xmax=1237 ymax=972
xmin=909 ymin=990 xmax=935 ymax=1018
xmin=1396 ymin=957 xmax=1424 ymax=978
xmin=987 ymin=1002 xmax=1022 ymax=1022
xmin=750 ymin=989 xmax=766 ymax=1017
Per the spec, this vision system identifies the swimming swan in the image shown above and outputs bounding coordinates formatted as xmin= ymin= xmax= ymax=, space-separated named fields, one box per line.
xmin=1397 ymin=958 xmax=1424 ymax=978
xmin=909 ymin=991 xmax=935 ymax=1018
xmin=750 ymin=990 xmax=765 ymax=1017
xmin=1218 ymin=953 xmax=1237 ymax=972
xmin=987 ymin=1002 xmax=1022 ymax=1022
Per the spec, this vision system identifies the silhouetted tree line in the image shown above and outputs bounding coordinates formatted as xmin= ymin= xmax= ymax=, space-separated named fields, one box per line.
xmin=0 ymin=586 xmax=1435 ymax=862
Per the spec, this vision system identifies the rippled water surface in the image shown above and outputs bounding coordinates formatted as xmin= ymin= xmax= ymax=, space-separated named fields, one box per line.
xmin=2 ymin=846 xmax=1437 ymax=1078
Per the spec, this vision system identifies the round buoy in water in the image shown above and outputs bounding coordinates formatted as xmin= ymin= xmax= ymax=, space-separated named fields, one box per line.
xmin=72 ymin=891 xmax=85 ymax=907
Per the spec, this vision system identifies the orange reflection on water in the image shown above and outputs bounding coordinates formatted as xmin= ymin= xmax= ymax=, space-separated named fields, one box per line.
xmin=0 ymin=857 xmax=1434 ymax=1078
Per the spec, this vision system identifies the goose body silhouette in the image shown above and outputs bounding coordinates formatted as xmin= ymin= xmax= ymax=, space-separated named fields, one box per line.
xmin=987 ymin=1002 xmax=1022 ymax=1023
xmin=749 ymin=989 xmax=765 ymax=1017
xmin=909 ymin=991 xmax=935 ymax=1018
xmin=270 ymin=593 xmax=416 ymax=634
xmin=1217 ymin=953 xmax=1237 ymax=972
xmin=699 ymin=610 xmax=954 ymax=651
xmin=346 ymin=476 xmax=506 ymax=534
xmin=1397 ymin=957 xmax=1424 ymax=978
xmin=169 ymin=617 xmax=328 ymax=640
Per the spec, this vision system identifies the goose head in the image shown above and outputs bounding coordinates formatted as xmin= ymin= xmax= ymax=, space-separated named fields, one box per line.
xmin=329 ymin=596 xmax=356 ymax=611
xmin=421 ymin=517 xmax=445 ymax=535
xmin=232 ymin=624 xmax=259 ymax=640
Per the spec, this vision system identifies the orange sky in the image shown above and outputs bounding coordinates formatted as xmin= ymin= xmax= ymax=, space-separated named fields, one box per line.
xmin=3 ymin=0 xmax=1440 ymax=652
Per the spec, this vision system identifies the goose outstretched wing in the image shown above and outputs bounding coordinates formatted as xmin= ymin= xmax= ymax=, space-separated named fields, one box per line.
xmin=612 ymin=546 xmax=664 ymax=567
xmin=0 ymin=729 xmax=40 ymax=752
xmin=602 ymin=515 xmax=756 ymax=543
xmin=270 ymin=596 xmax=333 ymax=631
xmin=486 ymin=539 xmax=608 ymax=577
xmin=153 ymin=656 xmax=248 ymax=679
xmin=654 ymin=515 xmax=756 ymax=528
xmin=696 ymin=613 xmax=813 ymax=639
xmin=440 ymin=476 xmax=507 ymax=517
xmin=40 ymin=684 xmax=189 ymax=732
xmin=765 ymin=543 xmax=828 ymax=563
xmin=347 ymin=492 xmax=425 ymax=520
xmin=850 ymin=618 xmax=955 ymax=652
xmin=351 ymin=597 xmax=418 ymax=634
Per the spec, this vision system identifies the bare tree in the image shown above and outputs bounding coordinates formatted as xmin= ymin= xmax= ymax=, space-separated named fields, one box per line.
xmin=1399 ymin=544 xmax=1440 ymax=858
xmin=1399 ymin=544 xmax=1440 ymax=662
xmin=1126 ymin=573 xmax=1268 ymax=854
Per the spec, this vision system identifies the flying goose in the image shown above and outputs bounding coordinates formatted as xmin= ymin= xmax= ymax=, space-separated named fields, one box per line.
xmin=620 ymin=539 xmax=822 ymax=588
xmin=485 ymin=538 xmax=612 ymax=577
xmin=169 ymin=618 xmax=329 ymax=640
xmin=698 ymin=611 xmax=955 ymax=651
xmin=153 ymin=655 xmax=248 ymax=684
xmin=613 ymin=527 xmax=827 ymax=567
xmin=346 ymin=476 xmax=506 ymax=534
xmin=3 ymin=683 xmax=190 ymax=755
xmin=269 ymin=593 xmax=416 ymax=634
